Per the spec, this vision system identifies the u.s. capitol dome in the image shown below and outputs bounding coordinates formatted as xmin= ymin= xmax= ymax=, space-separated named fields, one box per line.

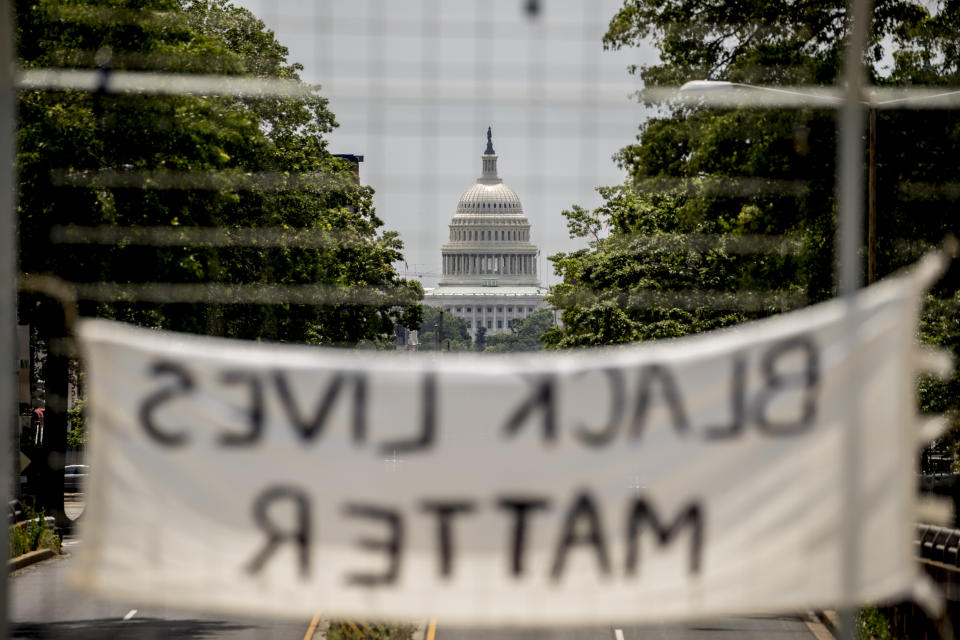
xmin=424 ymin=128 xmax=547 ymax=338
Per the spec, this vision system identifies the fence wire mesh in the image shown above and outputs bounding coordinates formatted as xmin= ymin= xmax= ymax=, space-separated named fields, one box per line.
xmin=6 ymin=0 xmax=960 ymax=637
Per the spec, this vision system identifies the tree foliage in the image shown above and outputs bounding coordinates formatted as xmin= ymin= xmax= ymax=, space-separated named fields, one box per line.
xmin=548 ymin=1 xmax=960 ymax=434
xmin=417 ymin=306 xmax=472 ymax=352
xmin=16 ymin=0 xmax=421 ymax=345
xmin=486 ymin=309 xmax=555 ymax=352
xmin=545 ymin=184 xmax=782 ymax=347
xmin=474 ymin=325 xmax=487 ymax=352
xmin=13 ymin=0 xmax=422 ymax=521
xmin=602 ymin=0 xmax=929 ymax=87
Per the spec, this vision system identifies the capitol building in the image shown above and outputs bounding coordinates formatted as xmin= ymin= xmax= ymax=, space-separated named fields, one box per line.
xmin=424 ymin=129 xmax=547 ymax=337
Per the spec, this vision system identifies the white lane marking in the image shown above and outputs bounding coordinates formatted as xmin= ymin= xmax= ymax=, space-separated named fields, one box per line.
xmin=614 ymin=629 xmax=625 ymax=640
xmin=123 ymin=609 xmax=138 ymax=621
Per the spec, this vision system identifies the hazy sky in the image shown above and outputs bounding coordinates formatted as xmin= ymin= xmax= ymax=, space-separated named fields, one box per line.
xmin=234 ymin=0 xmax=657 ymax=287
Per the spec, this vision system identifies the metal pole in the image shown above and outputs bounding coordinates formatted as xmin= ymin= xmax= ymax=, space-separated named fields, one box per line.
xmin=0 ymin=0 xmax=17 ymax=634
xmin=868 ymin=108 xmax=877 ymax=285
xmin=839 ymin=9 xmax=870 ymax=295
xmin=837 ymin=1 xmax=872 ymax=638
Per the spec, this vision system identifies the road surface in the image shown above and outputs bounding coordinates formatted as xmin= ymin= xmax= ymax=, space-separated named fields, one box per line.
xmin=10 ymin=538 xmax=313 ymax=639
xmin=428 ymin=616 xmax=827 ymax=640
xmin=10 ymin=536 xmax=828 ymax=639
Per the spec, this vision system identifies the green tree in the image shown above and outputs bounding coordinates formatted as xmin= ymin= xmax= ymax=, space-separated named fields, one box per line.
xmin=16 ymin=0 xmax=421 ymax=344
xmin=417 ymin=306 xmax=472 ymax=352
xmin=544 ymin=185 xmax=769 ymax=347
xmin=598 ymin=0 xmax=959 ymax=298
xmin=15 ymin=0 xmax=421 ymax=522
xmin=66 ymin=398 xmax=87 ymax=448
xmin=474 ymin=325 xmax=487 ymax=351
xmin=485 ymin=308 xmax=555 ymax=352
xmin=547 ymin=0 xmax=960 ymax=437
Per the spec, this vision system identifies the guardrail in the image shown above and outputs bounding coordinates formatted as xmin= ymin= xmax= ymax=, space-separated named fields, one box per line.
xmin=917 ymin=524 xmax=960 ymax=570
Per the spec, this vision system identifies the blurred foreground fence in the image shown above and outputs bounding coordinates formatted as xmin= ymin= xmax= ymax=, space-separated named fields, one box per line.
xmin=2 ymin=0 xmax=960 ymax=637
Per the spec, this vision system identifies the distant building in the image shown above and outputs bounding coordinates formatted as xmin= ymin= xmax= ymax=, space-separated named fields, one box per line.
xmin=424 ymin=128 xmax=547 ymax=337
xmin=333 ymin=154 xmax=365 ymax=181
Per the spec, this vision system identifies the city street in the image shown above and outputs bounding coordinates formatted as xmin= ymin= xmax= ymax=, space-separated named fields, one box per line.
xmin=430 ymin=617 xmax=826 ymax=640
xmin=10 ymin=539 xmax=314 ymax=639
xmin=10 ymin=535 xmax=828 ymax=640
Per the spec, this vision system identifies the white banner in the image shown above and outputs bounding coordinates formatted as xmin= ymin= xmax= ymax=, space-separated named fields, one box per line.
xmin=72 ymin=256 xmax=948 ymax=625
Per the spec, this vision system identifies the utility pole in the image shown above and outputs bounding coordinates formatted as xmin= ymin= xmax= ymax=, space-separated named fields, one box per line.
xmin=0 ymin=1 xmax=16 ymax=633
xmin=836 ymin=2 xmax=872 ymax=638
xmin=868 ymin=108 xmax=877 ymax=285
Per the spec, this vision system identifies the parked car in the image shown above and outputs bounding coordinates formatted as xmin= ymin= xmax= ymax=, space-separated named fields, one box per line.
xmin=63 ymin=465 xmax=88 ymax=493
